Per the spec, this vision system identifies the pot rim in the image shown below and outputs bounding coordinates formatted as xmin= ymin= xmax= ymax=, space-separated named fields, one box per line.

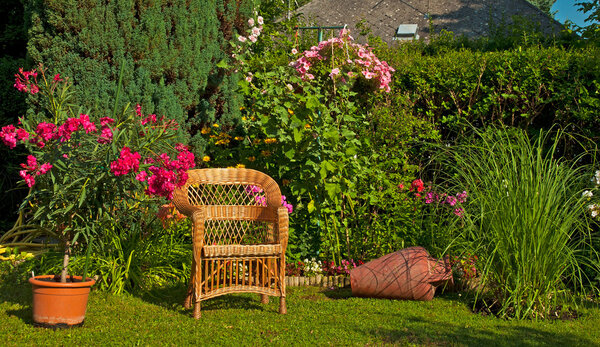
xmin=29 ymin=275 xmax=95 ymax=288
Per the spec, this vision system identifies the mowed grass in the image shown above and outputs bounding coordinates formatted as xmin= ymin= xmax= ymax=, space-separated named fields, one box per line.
xmin=0 ymin=278 xmax=599 ymax=346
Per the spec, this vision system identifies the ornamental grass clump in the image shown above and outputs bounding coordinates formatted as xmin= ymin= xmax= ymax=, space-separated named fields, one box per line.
xmin=0 ymin=64 xmax=195 ymax=283
xmin=444 ymin=127 xmax=598 ymax=319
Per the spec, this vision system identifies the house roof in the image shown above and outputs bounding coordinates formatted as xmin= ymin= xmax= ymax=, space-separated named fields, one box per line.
xmin=294 ymin=0 xmax=565 ymax=43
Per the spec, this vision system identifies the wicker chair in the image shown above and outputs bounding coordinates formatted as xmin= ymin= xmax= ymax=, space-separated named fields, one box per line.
xmin=172 ymin=168 xmax=288 ymax=318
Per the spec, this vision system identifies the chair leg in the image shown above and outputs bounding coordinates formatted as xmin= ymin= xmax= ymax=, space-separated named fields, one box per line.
xmin=194 ymin=300 xmax=201 ymax=319
xmin=260 ymin=294 xmax=269 ymax=304
xmin=184 ymin=257 xmax=196 ymax=309
xmin=279 ymin=297 xmax=287 ymax=314
xmin=184 ymin=282 xmax=194 ymax=309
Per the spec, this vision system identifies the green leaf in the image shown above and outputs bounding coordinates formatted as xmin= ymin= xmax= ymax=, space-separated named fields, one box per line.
xmin=306 ymin=97 xmax=320 ymax=110
xmin=284 ymin=148 xmax=296 ymax=159
xmin=293 ymin=128 xmax=302 ymax=143
xmin=216 ymin=59 xmax=230 ymax=69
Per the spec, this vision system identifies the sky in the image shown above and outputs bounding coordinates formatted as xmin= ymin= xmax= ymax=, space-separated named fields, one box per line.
xmin=551 ymin=0 xmax=594 ymax=27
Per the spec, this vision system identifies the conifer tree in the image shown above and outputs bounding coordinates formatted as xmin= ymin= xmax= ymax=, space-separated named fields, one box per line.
xmin=25 ymin=0 xmax=253 ymax=151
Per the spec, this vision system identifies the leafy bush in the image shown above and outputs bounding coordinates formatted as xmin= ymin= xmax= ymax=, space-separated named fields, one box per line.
xmin=376 ymin=43 xmax=600 ymax=151
xmin=442 ymin=127 xmax=599 ymax=319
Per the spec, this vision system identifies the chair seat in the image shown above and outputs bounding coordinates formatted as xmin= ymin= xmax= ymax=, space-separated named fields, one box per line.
xmin=203 ymin=244 xmax=282 ymax=258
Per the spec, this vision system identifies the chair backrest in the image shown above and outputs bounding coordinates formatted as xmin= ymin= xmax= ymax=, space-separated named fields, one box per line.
xmin=173 ymin=168 xmax=282 ymax=246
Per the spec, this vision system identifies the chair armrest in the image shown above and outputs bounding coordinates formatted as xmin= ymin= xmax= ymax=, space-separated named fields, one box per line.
xmin=190 ymin=207 xmax=206 ymax=256
xmin=277 ymin=206 xmax=289 ymax=252
xmin=172 ymin=188 xmax=199 ymax=218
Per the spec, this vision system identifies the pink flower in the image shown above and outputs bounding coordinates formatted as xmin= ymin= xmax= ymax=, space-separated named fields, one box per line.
xmin=100 ymin=117 xmax=115 ymax=126
xmin=454 ymin=208 xmax=464 ymax=217
xmin=248 ymin=18 xmax=255 ymax=27
xmin=1 ymin=125 xmax=18 ymax=149
xmin=136 ymin=104 xmax=143 ymax=117
xmin=141 ymin=114 xmax=157 ymax=125
xmin=79 ymin=114 xmax=97 ymax=133
xmin=110 ymin=147 xmax=141 ymax=176
xmin=425 ymin=191 xmax=436 ymax=204
xmin=249 ymin=34 xmax=257 ymax=43
xmin=291 ymin=48 xmax=298 ymax=55
xmin=53 ymin=74 xmax=62 ymax=82
xmin=238 ymin=36 xmax=247 ymax=43
xmin=146 ymin=166 xmax=179 ymax=199
xmin=445 ymin=195 xmax=457 ymax=206
xmin=329 ymin=68 xmax=340 ymax=78
xmin=16 ymin=128 xmax=29 ymax=142
xmin=22 ymin=155 xmax=38 ymax=171
xmin=456 ymin=191 xmax=468 ymax=203
xmin=35 ymin=122 xmax=57 ymax=141
xmin=362 ymin=70 xmax=375 ymax=79
xmin=246 ymin=74 xmax=253 ymax=82
xmin=57 ymin=117 xmax=82 ymax=141
xmin=282 ymin=195 xmax=293 ymax=213
xmin=19 ymin=170 xmax=35 ymax=187
xmin=135 ymin=171 xmax=148 ymax=182
xmin=39 ymin=163 xmax=52 ymax=175
xmin=98 ymin=126 xmax=113 ymax=144
xmin=251 ymin=27 xmax=261 ymax=36
xmin=14 ymin=68 xmax=39 ymax=94
xmin=257 ymin=16 xmax=264 ymax=25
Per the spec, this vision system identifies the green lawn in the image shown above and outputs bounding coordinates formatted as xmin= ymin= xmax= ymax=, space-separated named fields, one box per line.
xmin=1 ymin=278 xmax=599 ymax=346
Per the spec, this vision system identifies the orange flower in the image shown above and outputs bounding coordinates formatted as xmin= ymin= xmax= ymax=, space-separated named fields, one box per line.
xmin=157 ymin=203 xmax=186 ymax=228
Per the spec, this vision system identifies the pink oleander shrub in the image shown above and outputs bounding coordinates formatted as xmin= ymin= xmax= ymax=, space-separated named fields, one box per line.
xmin=1 ymin=64 xmax=195 ymax=282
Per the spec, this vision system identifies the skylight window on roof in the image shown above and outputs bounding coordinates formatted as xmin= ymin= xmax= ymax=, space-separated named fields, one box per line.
xmin=393 ymin=24 xmax=419 ymax=40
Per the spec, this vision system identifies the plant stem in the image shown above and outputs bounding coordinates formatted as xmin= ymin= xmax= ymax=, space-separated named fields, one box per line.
xmin=61 ymin=240 xmax=71 ymax=283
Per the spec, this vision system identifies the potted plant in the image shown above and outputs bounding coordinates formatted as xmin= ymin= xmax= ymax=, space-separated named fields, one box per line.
xmin=1 ymin=64 xmax=195 ymax=327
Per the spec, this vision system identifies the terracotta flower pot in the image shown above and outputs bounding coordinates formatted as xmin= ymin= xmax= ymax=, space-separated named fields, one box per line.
xmin=350 ymin=246 xmax=452 ymax=301
xmin=29 ymin=275 xmax=95 ymax=328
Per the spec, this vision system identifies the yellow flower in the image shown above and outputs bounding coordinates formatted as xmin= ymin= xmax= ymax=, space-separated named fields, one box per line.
xmin=247 ymin=156 xmax=256 ymax=162
xmin=236 ymin=164 xmax=246 ymax=168
xmin=212 ymin=123 xmax=219 ymax=128
xmin=288 ymin=109 xmax=294 ymax=115
xmin=304 ymin=124 xmax=311 ymax=129
xmin=234 ymin=136 xmax=244 ymax=141
xmin=201 ymin=127 xmax=211 ymax=134
xmin=261 ymin=150 xmax=272 ymax=157
xmin=215 ymin=139 xmax=230 ymax=145
xmin=282 ymin=179 xmax=290 ymax=186
xmin=264 ymin=138 xmax=277 ymax=144
xmin=240 ymin=106 xmax=245 ymax=110
xmin=202 ymin=156 xmax=210 ymax=162
xmin=242 ymin=116 xmax=247 ymax=121
xmin=252 ymin=139 xmax=262 ymax=145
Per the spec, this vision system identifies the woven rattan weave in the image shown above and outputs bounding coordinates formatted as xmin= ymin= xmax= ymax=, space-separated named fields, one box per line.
xmin=172 ymin=168 xmax=288 ymax=318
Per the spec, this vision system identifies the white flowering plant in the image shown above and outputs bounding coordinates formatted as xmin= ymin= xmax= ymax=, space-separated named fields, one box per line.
xmin=583 ymin=170 xmax=600 ymax=218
